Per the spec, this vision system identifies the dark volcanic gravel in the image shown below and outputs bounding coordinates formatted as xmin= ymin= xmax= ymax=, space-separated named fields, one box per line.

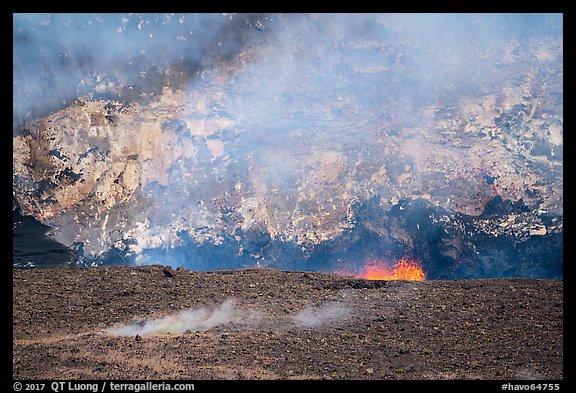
xmin=13 ymin=266 xmax=563 ymax=380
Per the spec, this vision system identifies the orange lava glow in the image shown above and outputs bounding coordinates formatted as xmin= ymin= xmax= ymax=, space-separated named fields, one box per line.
xmin=359 ymin=257 xmax=426 ymax=281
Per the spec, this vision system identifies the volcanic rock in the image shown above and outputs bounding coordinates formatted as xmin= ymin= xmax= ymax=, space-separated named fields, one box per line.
xmin=12 ymin=14 xmax=562 ymax=278
xmin=163 ymin=266 xmax=177 ymax=278
xmin=529 ymin=225 xmax=547 ymax=236
xmin=12 ymin=266 xmax=563 ymax=380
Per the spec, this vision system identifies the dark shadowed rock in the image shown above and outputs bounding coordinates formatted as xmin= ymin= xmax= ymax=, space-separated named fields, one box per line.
xmin=163 ymin=266 xmax=177 ymax=278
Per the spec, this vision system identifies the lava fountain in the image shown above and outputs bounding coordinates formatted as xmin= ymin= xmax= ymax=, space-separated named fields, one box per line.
xmin=351 ymin=257 xmax=426 ymax=281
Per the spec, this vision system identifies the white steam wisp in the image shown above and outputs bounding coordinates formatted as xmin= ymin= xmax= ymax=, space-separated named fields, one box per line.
xmin=106 ymin=299 xmax=354 ymax=336
xmin=106 ymin=298 xmax=253 ymax=336
xmin=293 ymin=302 xmax=352 ymax=328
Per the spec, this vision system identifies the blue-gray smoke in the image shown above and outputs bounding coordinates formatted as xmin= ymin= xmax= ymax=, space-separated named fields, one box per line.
xmin=13 ymin=13 xmax=563 ymax=279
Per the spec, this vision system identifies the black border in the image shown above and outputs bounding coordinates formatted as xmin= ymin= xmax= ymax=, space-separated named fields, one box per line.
xmin=8 ymin=2 xmax=570 ymax=391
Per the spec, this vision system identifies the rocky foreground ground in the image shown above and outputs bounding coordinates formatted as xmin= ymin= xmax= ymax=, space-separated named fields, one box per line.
xmin=12 ymin=266 xmax=562 ymax=380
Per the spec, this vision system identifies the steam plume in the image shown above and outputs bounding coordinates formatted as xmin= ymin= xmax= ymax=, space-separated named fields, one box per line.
xmin=13 ymin=13 xmax=563 ymax=279
xmin=106 ymin=298 xmax=254 ymax=336
xmin=106 ymin=299 xmax=352 ymax=335
xmin=293 ymin=302 xmax=352 ymax=328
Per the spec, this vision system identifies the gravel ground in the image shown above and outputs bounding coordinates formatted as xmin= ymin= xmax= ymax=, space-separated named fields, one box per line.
xmin=13 ymin=266 xmax=563 ymax=380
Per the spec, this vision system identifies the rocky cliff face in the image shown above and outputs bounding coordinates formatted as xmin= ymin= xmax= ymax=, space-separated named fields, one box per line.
xmin=12 ymin=14 xmax=562 ymax=278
